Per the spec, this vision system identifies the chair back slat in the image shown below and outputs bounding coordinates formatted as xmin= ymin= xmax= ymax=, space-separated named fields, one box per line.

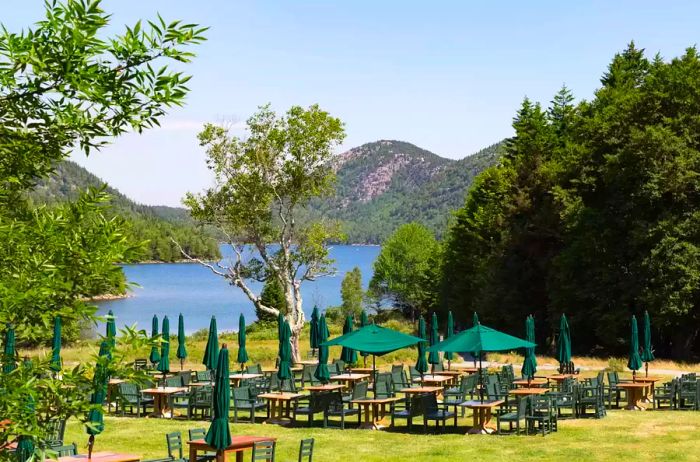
xmin=252 ymin=440 xmax=276 ymax=462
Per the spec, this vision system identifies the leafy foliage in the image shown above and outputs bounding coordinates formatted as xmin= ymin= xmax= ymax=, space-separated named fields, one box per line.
xmin=441 ymin=44 xmax=700 ymax=359
xmin=340 ymin=267 xmax=364 ymax=318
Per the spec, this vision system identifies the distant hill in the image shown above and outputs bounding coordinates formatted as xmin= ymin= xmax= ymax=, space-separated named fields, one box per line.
xmin=303 ymin=140 xmax=504 ymax=243
xmin=29 ymin=161 xmax=221 ymax=262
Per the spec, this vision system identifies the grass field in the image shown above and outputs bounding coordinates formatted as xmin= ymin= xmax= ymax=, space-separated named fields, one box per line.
xmin=64 ymin=410 xmax=700 ymax=462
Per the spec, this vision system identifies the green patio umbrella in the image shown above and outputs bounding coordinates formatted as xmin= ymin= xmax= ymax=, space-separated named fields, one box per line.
xmin=106 ymin=310 xmax=117 ymax=347
xmin=322 ymin=323 xmax=425 ymax=379
xmin=340 ymin=316 xmax=357 ymax=366
xmin=86 ymin=340 xmax=110 ymax=459
xmin=16 ymin=394 xmax=35 ymax=462
xmin=556 ymin=314 xmax=571 ymax=373
xmin=427 ymin=323 xmax=535 ymax=401
xmin=415 ymin=316 xmax=428 ymax=378
xmin=641 ymin=311 xmax=654 ymax=377
xmin=521 ymin=315 xmax=537 ymax=384
xmin=157 ymin=316 xmax=170 ymax=383
xmin=149 ymin=315 xmax=161 ymax=367
xmin=205 ymin=345 xmax=232 ymax=450
xmin=50 ymin=316 xmax=62 ymax=373
xmin=310 ymin=305 xmax=320 ymax=356
xmin=277 ymin=320 xmax=293 ymax=388
xmin=203 ymin=316 xmax=218 ymax=372
xmin=237 ymin=314 xmax=249 ymax=369
xmin=444 ymin=311 xmax=455 ymax=369
xmin=359 ymin=310 xmax=370 ymax=366
xmin=2 ymin=324 xmax=16 ymax=374
xmin=314 ymin=314 xmax=330 ymax=384
xmin=428 ymin=313 xmax=441 ymax=373
xmin=277 ymin=312 xmax=285 ymax=341
xmin=627 ymin=315 xmax=643 ymax=381
xmin=176 ymin=313 xmax=187 ymax=370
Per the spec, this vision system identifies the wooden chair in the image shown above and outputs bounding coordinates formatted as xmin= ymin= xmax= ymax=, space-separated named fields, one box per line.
xmin=187 ymin=429 xmax=215 ymax=462
xmin=251 ymin=440 xmax=276 ymax=462
xmin=298 ymin=438 xmax=314 ymax=462
xmin=232 ymin=386 xmax=266 ymax=423
xmin=49 ymin=443 xmax=77 ymax=457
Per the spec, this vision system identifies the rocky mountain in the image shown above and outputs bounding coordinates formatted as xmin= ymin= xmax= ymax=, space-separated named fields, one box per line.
xmin=305 ymin=139 xmax=504 ymax=243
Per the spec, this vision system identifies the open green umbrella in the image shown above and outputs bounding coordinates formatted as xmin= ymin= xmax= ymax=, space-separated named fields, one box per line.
xmin=106 ymin=310 xmax=116 ymax=347
xmin=277 ymin=320 xmax=293 ymax=388
xmin=340 ymin=316 xmax=357 ymax=366
xmin=310 ymin=306 xmax=320 ymax=357
xmin=149 ymin=315 xmax=161 ymax=367
xmin=237 ymin=314 xmax=249 ymax=369
xmin=521 ymin=315 xmax=537 ymax=383
xmin=359 ymin=310 xmax=370 ymax=366
xmin=203 ymin=316 xmax=218 ymax=371
xmin=427 ymin=322 xmax=535 ymax=401
xmin=205 ymin=345 xmax=232 ymax=450
xmin=86 ymin=340 xmax=110 ymax=459
xmin=415 ymin=316 xmax=428 ymax=378
xmin=3 ymin=324 xmax=16 ymax=374
xmin=557 ymin=314 xmax=571 ymax=372
xmin=627 ymin=315 xmax=643 ymax=381
xmin=444 ymin=311 xmax=455 ymax=369
xmin=176 ymin=313 xmax=187 ymax=370
xmin=641 ymin=311 xmax=654 ymax=377
xmin=50 ymin=316 xmax=62 ymax=373
xmin=157 ymin=316 xmax=170 ymax=381
xmin=428 ymin=313 xmax=441 ymax=372
xmin=314 ymin=315 xmax=330 ymax=384
xmin=322 ymin=323 xmax=425 ymax=379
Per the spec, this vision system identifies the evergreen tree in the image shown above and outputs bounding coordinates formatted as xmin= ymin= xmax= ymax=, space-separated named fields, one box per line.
xmin=340 ymin=267 xmax=364 ymax=318
xmin=258 ymin=278 xmax=288 ymax=323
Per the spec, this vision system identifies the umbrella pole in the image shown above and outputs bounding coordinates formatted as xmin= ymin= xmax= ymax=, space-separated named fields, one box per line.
xmin=479 ymin=354 xmax=484 ymax=403
xmin=645 ymin=362 xmax=648 ymax=377
xmin=372 ymin=355 xmax=376 ymax=384
xmin=180 ymin=359 xmax=184 ymax=371
xmin=88 ymin=434 xmax=94 ymax=460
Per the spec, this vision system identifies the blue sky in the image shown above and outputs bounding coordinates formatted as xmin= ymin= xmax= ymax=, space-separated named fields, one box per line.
xmin=6 ymin=1 xmax=700 ymax=206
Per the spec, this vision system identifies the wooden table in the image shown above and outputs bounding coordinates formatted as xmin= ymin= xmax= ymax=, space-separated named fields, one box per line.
xmin=399 ymin=386 xmax=443 ymax=396
xmin=509 ymin=388 xmax=549 ymax=396
xmin=257 ymin=392 xmax=305 ymax=425
xmin=330 ymin=373 xmax=370 ymax=389
xmin=188 ymin=382 xmax=211 ymax=388
xmin=460 ymin=399 xmax=505 ymax=434
xmin=295 ymin=360 xmax=318 ymax=366
xmin=413 ymin=374 xmax=452 ymax=387
xmin=615 ymin=382 xmax=649 ymax=410
xmin=632 ymin=377 xmax=661 ymax=403
xmin=452 ymin=366 xmax=479 ymax=374
xmin=512 ymin=378 xmax=549 ymax=388
xmin=188 ymin=437 xmax=276 ymax=462
xmin=141 ymin=387 xmax=188 ymax=418
xmin=304 ymin=384 xmax=345 ymax=392
xmin=229 ymin=373 xmax=263 ymax=387
xmin=58 ymin=452 xmax=140 ymax=462
xmin=351 ymin=397 xmax=403 ymax=430
xmin=349 ymin=367 xmax=375 ymax=374
xmin=433 ymin=370 xmax=463 ymax=385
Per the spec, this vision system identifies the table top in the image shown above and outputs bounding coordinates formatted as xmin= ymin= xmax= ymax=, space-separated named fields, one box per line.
xmin=632 ymin=377 xmax=661 ymax=383
xmin=141 ymin=387 xmax=188 ymax=395
xmin=512 ymin=378 xmax=548 ymax=386
xmin=304 ymin=384 xmax=345 ymax=392
xmin=331 ymin=373 xmax=370 ymax=381
xmin=615 ymin=382 xmax=650 ymax=389
xmin=399 ymin=386 xmax=443 ymax=394
xmin=257 ymin=392 xmax=305 ymax=401
xmin=460 ymin=399 xmax=506 ymax=409
xmin=108 ymin=379 xmax=126 ymax=385
xmin=413 ymin=375 xmax=451 ymax=383
xmin=435 ymin=370 xmax=463 ymax=376
xmin=547 ymin=374 xmax=576 ymax=380
xmin=188 ymin=382 xmax=211 ymax=388
xmin=451 ymin=366 xmax=479 ymax=373
xmin=351 ymin=397 xmax=403 ymax=405
xmin=229 ymin=373 xmax=263 ymax=380
xmin=295 ymin=360 xmax=318 ymax=366
xmin=262 ymin=367 xmax=303 ymax=373
xmin=349 ymin=368 xmax=375 ymax=373
xmin=188 ymin=437 xmax=277 ymax=452
xmin=58 ymin=452 xmax=140 ymax=462
xmin=509 ymin=388 xmax=549 ymax=396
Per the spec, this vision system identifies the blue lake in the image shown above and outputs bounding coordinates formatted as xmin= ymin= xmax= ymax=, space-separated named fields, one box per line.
xmin=96 ymin=245 xmax=380 ymax=333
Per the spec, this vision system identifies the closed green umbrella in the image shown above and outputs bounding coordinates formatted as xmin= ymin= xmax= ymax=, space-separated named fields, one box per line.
xmin=521 ymin=315 xmax=537 ymax=383
xmin=314 ymin=315 xmax=330 ymax=384
xmin=176 ymin=313 xmax=187 ymax=370
xmin=444 ymin=311 xmax=455 ymax=369
xmin=641 ymin=311 xmax=654 ymax=377
xmin=106 ymin=310 xmax=117 ymax=347
xmin=3 ymin=324 xmax=16 ymax=374
xmin=428 ymin=313 xmax=441 ymax=372
xmin=205 ymin=345 xmax=231 ymax=450
xmin=340 ymin=316 xmax=357 ymax=366
xmin=310 ymin=306 xmax=320 ymax=356
xmin=415 ymin=316 xmax=428 ymax=378
xmin=50 ymin=316 xmax=62 ymax=373
xmin=157 ymin=316 xmax=170 ymax=381
xmin=16 ymin=394 xmax=35 ymax=462
xmin=149 ymin=315 xmax=161 ymax=367
xmin=237 ymin=314 xmax=249 ymax=369
xmin=277 ymin=320 xmax=293 ymax=388
xmin=203 ymin=316 xmax=218 ymax=371
xmin=277 ymin=312 xmax=285 ymax=341
xmin=86 ymin=341 xmax=110 ymax=459
xmin=627 ymin=315 xmax=643 ymax=381
xmin=557 ymin=314 xmax=571 ymax=372
xmin=359 ymin=310 xmax=370 ymax=366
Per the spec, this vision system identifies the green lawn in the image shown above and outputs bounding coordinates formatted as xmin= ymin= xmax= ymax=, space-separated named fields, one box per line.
xmin=64 ymin=410 xmax=700 ymax=462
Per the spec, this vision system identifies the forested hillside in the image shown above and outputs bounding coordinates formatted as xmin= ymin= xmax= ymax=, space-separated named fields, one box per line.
xmin=29 ymin=161 xmax=220 ymax=262
xmin=302 ymin=140 xmax=503 ymax=243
